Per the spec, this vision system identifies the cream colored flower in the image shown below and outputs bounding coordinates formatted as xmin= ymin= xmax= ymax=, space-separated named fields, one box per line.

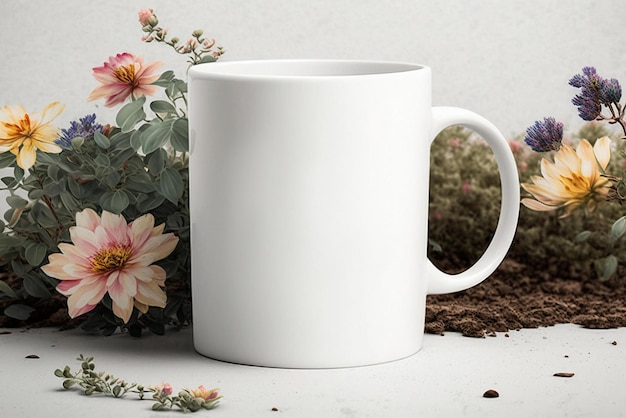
xmin=521 ymin=137 xmax=611 ymax=217
xmin=0 ymin=101 xmax=65 ymax=169
xmin=41 ymin=208 xmax=179 ymax=323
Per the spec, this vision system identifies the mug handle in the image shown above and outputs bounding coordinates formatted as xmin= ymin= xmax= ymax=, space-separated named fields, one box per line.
xmin=426 ymin=106 xmax=520 ymax=294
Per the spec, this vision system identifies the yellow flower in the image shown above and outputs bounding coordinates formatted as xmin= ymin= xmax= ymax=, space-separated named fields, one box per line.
xmin=0 ymin=101 xmax=65 ymax=169
xmin=521 ymin=137 xmax=611 ymax=217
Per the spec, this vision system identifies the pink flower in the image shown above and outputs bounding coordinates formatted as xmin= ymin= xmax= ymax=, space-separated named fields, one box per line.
xmin=138 ymin=8 xmax=155 ymax=26
xmin=87 ymin=53 xmax=163 ymax=108
xmin=152 ymin=382 xmax=173 ymax=395
xmin=462 ymin=181 xmax=471 ymax=194
xmin=41 ymin=208 xmax=179 ymax=323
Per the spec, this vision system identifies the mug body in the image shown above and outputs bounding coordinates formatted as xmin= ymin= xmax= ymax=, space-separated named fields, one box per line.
xmin=189 ymin=60 xmax=432 ymax=368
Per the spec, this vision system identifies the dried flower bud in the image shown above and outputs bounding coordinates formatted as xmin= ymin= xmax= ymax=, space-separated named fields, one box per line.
xmin=192 ymin=29 xmax=204 ymax=37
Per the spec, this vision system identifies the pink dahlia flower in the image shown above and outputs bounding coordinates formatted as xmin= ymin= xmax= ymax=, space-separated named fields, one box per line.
xmin=87 ymin=53 xmax=163 ymax=107
xmin=41 ymin=208 xmax=179 ymax=323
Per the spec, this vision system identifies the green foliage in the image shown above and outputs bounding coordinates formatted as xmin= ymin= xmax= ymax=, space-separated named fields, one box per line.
xmin=0 ymin=62 xmax=192 ymax=332
xmin=428 ymin=126 xmax=502 ymax=271
xmin=428 ymin=122 xmax=626 ymax=280
xmin=0 ymin=8 xmax=226 ymax=331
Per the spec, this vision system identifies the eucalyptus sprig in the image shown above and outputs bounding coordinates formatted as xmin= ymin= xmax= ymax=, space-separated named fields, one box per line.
xmin=55 ymin=355 xmax=222 ymax=412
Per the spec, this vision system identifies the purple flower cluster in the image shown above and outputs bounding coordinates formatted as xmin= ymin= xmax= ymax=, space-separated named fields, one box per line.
xmin=569 ymin=67 xmax=622 ymax=121
xmin=57 ymin=114 xmax=103 ymax=148
xmin=524 ymin=117 xmax=564 ymax=152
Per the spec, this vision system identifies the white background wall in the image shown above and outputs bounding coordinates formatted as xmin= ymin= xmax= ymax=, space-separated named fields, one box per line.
xmin=1 ymin=0 xmax=624 ymax=138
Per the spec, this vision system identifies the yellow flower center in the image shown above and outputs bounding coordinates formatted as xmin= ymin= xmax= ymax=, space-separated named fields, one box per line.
xmin=91 ymin=245 xmax=133 ymax=274
xmin=114 ymin=64 xmax=136 ymax=85
xmin=2 ymin=113 xmax=32 ymax=140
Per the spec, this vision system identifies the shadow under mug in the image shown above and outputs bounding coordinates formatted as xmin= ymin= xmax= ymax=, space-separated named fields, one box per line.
xmin=188 ymin=60 xmax=520 ymax=368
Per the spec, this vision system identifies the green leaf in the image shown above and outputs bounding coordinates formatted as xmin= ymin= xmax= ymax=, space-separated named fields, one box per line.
xmin=100 ymin=190 xmax=130 ymax=214
xmin=31 ymin=202 xmax=59 ymax=228
xmin=24 ymin=242 xmax=48 ymax=266
xmin=147 ymin=149 xmax=166 ymax=175
xmin=150 ymin=100 xmax=177 ymax=115
xmin=116 ymin=96 xmax=146 ymax=133
xmin=574 ymin=231 xmax=592 ymax=243
xmin=141 ymin=120 xmax=174 ymax=155
xmin=197 ymin=55 xmax=218 ymax=64
xmin=157 ymin=167 xmax=184 ymax=204
xmin=0 ymin=152 xmax=16 ymax=168
xmin=135 ymin=193 xmax=165 ymax=212
xmin=71 ymin=136 xmax=85 ymax=150
xmin=94 ymin=131 xmax=111 ymax=149
xmin=151 ymin=70 xmax=175 ymax=87
xmin=6 ymin=195 xmax=28 ymax=209
xmin=595 ymin=255 xmax=618 ymax=282
xmin=13 ymin=166 xmax=24 ymax=182
xmin=59 ymin=192 xmax=80 ymax=214
xmin=47 ymin=164 xmax=60 ymax=181
xmin=0 ymin=280 xmax=17 ymax=298
xmin=130 ymin=129 xmax=143 ymax=151
xmin=4 ymin=304 xmax=36 ymax=320
xmin=170 ymin=118 xmax=189 ymax=152
xmin=23 ymin=272 xmax=52 ymax=298
xmin=611 ymin=216 xmax=626 ymax=244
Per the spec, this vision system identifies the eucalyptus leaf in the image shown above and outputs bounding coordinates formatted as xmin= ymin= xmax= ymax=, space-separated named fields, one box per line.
xmin=141 ymin=120 xmax=175 ymax=154
xmin=130 ymin=129 xmax=143 ymax=151
xmin=94 ymin=131 xmax=111 ymax=149
xmin=150 ymin=100 xmax=177 ymax=115
xmin=595 ymin=255 xmax=618 ymax=282
xmin=47 ymin=164 xmax=60 ymax=181
xmin=116 ymin=96 xmax=147 ymax=133
xmin=100 ymin=190 xmax=130 ymax=214
xmin=136 ymin=193 xmax=165 ymax=212
xmin=611 ymin=216 xmax=626 ymax=244
xmin=147 ymin=149 xmax=166 ymax=175
xmin=574 ymin=230 xmax=592 ymax=243
xmin=0 ymin=152 xmax=16 ymax=168
xmin=31 ymin=202 xmax=59 ymax=228
xmin=13 ymin=165 xmax=24 ymax=182
xmin=170 ymin=118 xmax=189 ymax=152
xmin=0 ymin=280 xmax=17 ymax=298
xmin=23 ymin=272 xmax=52 ymax=298
xmin=24 ymin=242 xmax=48 ymax=266
xmin=197 ymin=55 xmax=218 ymax=64
xmin=157 ymin=167 xmax=184 ymax=204
xmin=59 ymin=191 xmax=80 ymax=214
xmin=4 ymin=304 xmax=36 ymax=320
xmin=152 ymin=70 xmax=175 ymax=87
xmin=6 ymin=195 xmax=28 ymax=209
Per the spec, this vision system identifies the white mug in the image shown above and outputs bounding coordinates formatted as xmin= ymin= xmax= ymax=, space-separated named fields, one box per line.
xmin=188 ymin=60 xmax=519 ymax=368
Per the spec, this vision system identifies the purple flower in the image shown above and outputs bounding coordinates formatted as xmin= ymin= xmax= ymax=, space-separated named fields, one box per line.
xmin=524 ymin=117 xmax=563 ymax=152
xmin=569 ymin=67 xmax=622 ymax=121
xmin=57 ymin=114 xmax=103 ymax=148
xmin=600 ymin=78 xmax=622 ymax=104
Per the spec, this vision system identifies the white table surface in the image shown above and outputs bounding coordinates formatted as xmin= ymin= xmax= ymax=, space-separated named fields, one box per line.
xmin=1 ymin=323 xmax=624 ymax=417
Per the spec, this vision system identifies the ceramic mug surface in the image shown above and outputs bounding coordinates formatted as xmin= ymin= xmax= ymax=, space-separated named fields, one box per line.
xmin=188 ymin=60 xmax=519 ymax=368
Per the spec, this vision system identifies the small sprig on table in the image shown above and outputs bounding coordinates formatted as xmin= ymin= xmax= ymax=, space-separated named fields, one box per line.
xmin=55 ymin=355 xmax=221 ymax=412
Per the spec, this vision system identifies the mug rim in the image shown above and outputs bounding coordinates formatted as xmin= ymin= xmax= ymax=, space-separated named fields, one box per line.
xmin=188 ymin=59 xmax=426 ymax=79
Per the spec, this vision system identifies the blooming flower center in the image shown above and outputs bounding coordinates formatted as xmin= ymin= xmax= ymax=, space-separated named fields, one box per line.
xmin=114 ymin=64 xmax=136 ymax=85
xmin=3 ymin=114 xmax=32 ymax=139
xmin=90 ymin=245 xmax=133 ymax=273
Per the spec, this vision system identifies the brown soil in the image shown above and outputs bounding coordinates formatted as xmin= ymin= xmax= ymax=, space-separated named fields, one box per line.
xmin=2 ymin=258 xmax=626 ymax=336
xmin=426 ymin=259 xmax=626 ymax=337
